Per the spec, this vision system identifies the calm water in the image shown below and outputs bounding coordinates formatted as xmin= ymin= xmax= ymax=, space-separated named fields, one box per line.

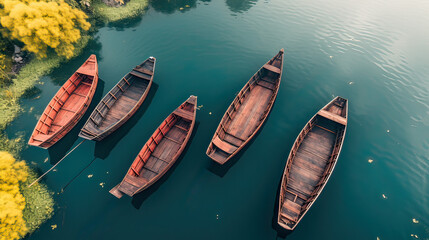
xmin=7 ymin=0 xmax=429 ymax=239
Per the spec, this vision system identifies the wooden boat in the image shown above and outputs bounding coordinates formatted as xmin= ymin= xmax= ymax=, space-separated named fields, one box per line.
xmin=28 ymin=55 xmax=98 ymax=149
xmin=79 ymin=57 xmax=156 ymax=141
xmin=277 ymin=96 xmax=348 ymax=230
xmin=206 ymin=49 xmax=284 ymax=164
xmin=110 ymin=95 xmax=197 ymax=198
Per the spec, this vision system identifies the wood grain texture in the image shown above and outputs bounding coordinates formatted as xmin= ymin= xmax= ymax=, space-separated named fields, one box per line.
xmin=79 ymin=57 xmax=155 ymax=141
xmin=110 ymin=95 xmax=197 ymax=199
xmin=278 ymin=96 xmax=348 ymax=231
xmin=206 ymin=49 xmax=284 ymax=164
xmin=28 ymin=55 xmax=98 ymax=149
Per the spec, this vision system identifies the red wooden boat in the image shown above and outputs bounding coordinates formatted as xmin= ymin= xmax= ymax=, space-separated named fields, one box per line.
xmin=206 ymin=49 xmax=284 ymax=164
xmin=278 ymin=97 xmax=348 ymax=230
xmin=110 ymin=95 xmax=197 ymax=198
xmin=28 ymin=55 xmax=98 ymax=149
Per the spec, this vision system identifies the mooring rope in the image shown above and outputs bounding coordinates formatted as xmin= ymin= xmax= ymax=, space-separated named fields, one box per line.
xmin=27 ymin=139 xmax=86 ymax=188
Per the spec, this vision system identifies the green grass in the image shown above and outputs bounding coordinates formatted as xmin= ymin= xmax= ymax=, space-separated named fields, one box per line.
xmin=21 ymin=169 xmax=55 ymax=234
xmin=92 ymin=0 xmax=149 ymax=22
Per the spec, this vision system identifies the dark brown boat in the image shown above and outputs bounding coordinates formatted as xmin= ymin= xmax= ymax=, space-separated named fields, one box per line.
xmin=109 ymin=95 xmax=197 ymax=198
xmin=206 ymin=49 xmax=284 ymax=164
xmin=79 ymin=57 xmax=155 ymax=141
xmin=28 ymin=55 xmax=98 ymax=149
xmin=278 ymin=96 xmax=348 ymax=230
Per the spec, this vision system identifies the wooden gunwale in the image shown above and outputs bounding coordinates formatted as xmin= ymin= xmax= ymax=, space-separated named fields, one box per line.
xmin=206 ymin=49 xmax=284 ymax=164
xmin=28 ymin=55 xmax=98 ymax=149
xmin=79 ymin=57 xmax=156 ymax=141
xmin=110 ymin=96 xmax=197 ymax=198
xmin=277 ymin=97 xmax=348 ymax=231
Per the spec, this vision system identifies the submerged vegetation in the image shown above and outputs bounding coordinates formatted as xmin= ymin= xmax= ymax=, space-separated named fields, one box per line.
xmin=0 ymin=152 xmax=54 ymax=240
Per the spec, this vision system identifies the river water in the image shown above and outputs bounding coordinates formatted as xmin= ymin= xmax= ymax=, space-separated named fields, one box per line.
xmin=7 ymin=0 xmax=429 ymax=239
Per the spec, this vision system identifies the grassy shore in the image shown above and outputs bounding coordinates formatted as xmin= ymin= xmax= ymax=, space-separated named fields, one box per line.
xmin=92 ymin=0 xmax=149 ymax=22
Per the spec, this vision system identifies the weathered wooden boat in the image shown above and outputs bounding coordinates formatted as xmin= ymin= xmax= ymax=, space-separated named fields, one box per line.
xmin=28 ymin=55 xmax=98 ymax=149
xmin=79 ymin=57 xmax=156 ymax=141
xmin=277 ymin=96 xmax=348 ymax=230
xmin=206 ymin=49 xmax=284 ymax=164
xmin=110 ymin=95 xmax=197 ymax=198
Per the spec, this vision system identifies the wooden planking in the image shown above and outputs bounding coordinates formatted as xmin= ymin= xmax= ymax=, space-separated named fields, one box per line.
xmin=226 ymin=85 xmax=272 ymax=139
xmin=223 ymin=133 xmax=243 ymax=147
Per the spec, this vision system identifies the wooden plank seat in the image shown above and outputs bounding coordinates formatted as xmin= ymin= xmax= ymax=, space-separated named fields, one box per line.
xmin=212 ymin=135 xmax=238 ymax=154
xmin=263 ymin=64 xmax=281 ymax=74
xmin=134 ymin=67 xmax=153 ymax=75
xmin=173 ymin=108 xmax=194 ymax=120
xmin=317 ymin=110 xmax=347 ymax=125
xmin=257 ymin=80 xmax=275 ymax=90
xmin=281 ymin=199 xmax=301 ymax=222
xmin=130 ymin=70 xmax=151 ymax=81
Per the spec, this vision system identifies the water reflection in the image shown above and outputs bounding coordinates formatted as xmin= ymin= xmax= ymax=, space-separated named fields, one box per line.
xmin=49 ymin=38 xmax=103 ymax=86
xmin=150 ymin=0 xmax=199 ymax=14
xmin=225 ymin=0 xmax=257 ymax=13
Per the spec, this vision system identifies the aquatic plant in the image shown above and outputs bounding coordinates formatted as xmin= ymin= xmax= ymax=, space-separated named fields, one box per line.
xmin=0 ymin=0 xmax=91 ymax=59
xmin=92 ymin=0 xmax=149 ymax=22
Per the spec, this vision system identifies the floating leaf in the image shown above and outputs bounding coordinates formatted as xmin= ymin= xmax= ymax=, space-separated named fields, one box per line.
xmin=87 ymin=174 xmax=93 ymax=178
xmin=412 ymin=218 xmax=419 ymax=223
xmin=179 ymin=7 xmax=184 ymax=10
xmin=51 ymin=224 xmax=57 ymax=230
xmin=329 ymin=55 xmax=333 ymax=59
xmin=209 ymin=112 xmax=212 ymax=115
xmin=99 ymin=182 xmax=105 ymax=188
xmin=386 ymin=130 xmax=390 ymax=133
xmin=185 ymin=5 xmax=190 ymax=7
xmin=44 ymin=157 xmax=48 ymax=163
xmin=368 ymin=159 xmax=373 ymax=163
xmin=382 ymin=194 xmax=387 ymax=199
xmin=349 ymin=82 xmax=354 ymax=85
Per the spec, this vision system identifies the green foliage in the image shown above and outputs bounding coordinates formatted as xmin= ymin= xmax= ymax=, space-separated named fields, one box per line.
xmin=92 ymin=0 xmax=149 ymax=22
xmin=21 ymin=169 xmax=54 ymax=234
xmin=0 ymin=0 xmax=91 ymax=59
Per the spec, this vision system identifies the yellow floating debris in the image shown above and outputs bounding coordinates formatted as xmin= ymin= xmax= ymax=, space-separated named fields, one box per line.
xmin=382 ymin=194 xmax=387 ymax=199
xmin=386 ymin=129 xmax=390 ymax=133
xmin=185 ymin=5 xmax=190 ymax=7
xmin=100 ymin=182 xmax=105 ymax=188
xmin=216 ymin=214 xmax=219 ymax=220
xmin=329 ymin=56 xmax=333 ymax=59
xmin=377 ymin=237 xmax=380 ymax=240
xmin=179 ymin=7 xmax=184 ymax=10
xmin=209 ymin=112 xmax=212 ymax=115
xmin=88 ymin=174 xmax=93 ymax=178
xmin=412 ymin=218 xmax=419 ymax=223
xmin=44 ymin=157 xmax=49 ymax=163
xmin=51 ymin=224 xmax=57 ymax=230
xmin=53 ymin=169 xmax=57 ymax=172
xmin=349 ymin=82 xmax=354 ymax=85
xmin=368 ymin=159 xmax=373 ymax=163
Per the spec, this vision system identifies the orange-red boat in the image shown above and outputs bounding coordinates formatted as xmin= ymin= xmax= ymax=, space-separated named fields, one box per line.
xmin=28 ymin=55 xmax=98 ymax=149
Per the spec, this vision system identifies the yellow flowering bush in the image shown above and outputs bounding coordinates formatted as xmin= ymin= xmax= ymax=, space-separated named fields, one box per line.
xmin=0 ymin=151 xmax=28 ymax=240
xmin=0 ymin=0 xmax=91 ymax=59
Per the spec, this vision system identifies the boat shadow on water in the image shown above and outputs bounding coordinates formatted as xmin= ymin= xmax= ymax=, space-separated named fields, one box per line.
xmin=47 ymin=79 xmax=105 ymax=164
xmin=93 ymin=83 xmax=159 ymax=160
xmin=130 ymin=121 xmax=200 ymax=209
xmin=207 ymin=110 xmax=274 ymax=177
